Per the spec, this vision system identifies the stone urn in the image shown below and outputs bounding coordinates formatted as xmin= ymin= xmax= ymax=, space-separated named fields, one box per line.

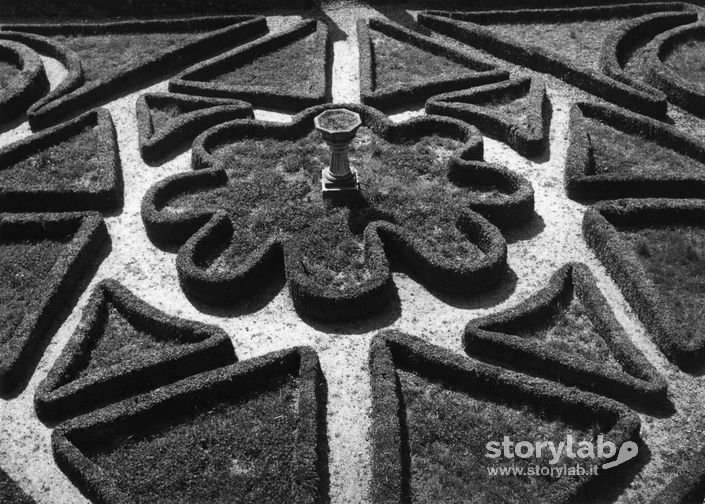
xmin=314 ymin=108 xmax=362 ymax=199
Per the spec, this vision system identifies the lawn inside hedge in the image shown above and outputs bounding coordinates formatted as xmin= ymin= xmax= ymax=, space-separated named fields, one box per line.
xmin=664 ymin=36 xmax=705 ymax=88
xmin=620 ymin=224 xmax=705 ymax=350
xmin=513 ymin=293 xmax=622 ymax=370
xmin=0 ymin=123 xmax=104 ymax=188
xmin=0 ymin=59 xmax=20 ymax=88
xmin=64 ymin=302 xmax=179 ymax=384
xmin=0 ymin=236 xmax=69 ymax=347
xmin=585 ymin=118 xmax=705 ymax=177
xmin=71 ymin=374 xmax=300 ymax=503
xmin=398 ymin=369 xmax=598 ymax=503
xmin=166 ymin=128 xmax=501 ymax=294
xmin=52 ymin=32 xmax=209 ymax=83
xmin=370 ymin=31 xmax=474 ymax=90
xmin=209 ymin=31 xmax=318 ymax=90
xmin=473 ymin=18 xmax=629 ymax=71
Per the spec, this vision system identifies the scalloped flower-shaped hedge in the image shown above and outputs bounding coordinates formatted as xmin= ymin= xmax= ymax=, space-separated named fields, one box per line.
xmin=142 ymin=104 xmax=522 ymax=320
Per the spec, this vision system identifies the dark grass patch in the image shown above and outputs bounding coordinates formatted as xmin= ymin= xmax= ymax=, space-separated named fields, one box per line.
xmin=0 ymin=468 xmax=35 ymax=504
xmin=464 ymin=263 xmax=667 ymax=406
xmin=35 ymin=279 xmax=236 ymax=423
xmin=0 ymin=39 xmax=48 ymax=125
xmin=357 ymin=18 xmax=508 ymax=111
xmin=583 ymin=199 xmax=705 ymax=371
xmin=141 ymin=104 xmax=526 ymax=320
xmin=647 ymin=22 xmax=705 ymax=118
xmin=417 ymin=4 xmax=686 ymax=118
xmin=651 ymin=443 xmax=705 ymax=504
xmin=53 ymin=347 xmax=328 ymax=504
xmin=369 ymin=330 xmax=641 ymax=504
xmin=136 ymin=92 xmax=253 ymax=162
xmin=565 ymin=101 xmax=705 ymax=202
xmin=0 ymin=212 xmax=108 ymax=394
xmin=598 ymin=10 xmax=696 ymax=100
xmin=0 ymin=16 xmax=267 ymax=129
xmin=0 ymin=108 xmax=122 ymax=212
xmin=426 ymin=76 xmax=549 ymax=158
xmin=170 ymin=20 xmax=329 ymax=112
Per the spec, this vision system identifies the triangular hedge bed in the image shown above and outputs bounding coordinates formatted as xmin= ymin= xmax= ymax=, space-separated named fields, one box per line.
xmin=35 ymin=279 xmax=236 ymax=423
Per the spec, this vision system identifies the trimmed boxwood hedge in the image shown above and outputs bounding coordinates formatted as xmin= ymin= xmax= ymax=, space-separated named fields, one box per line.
xmin=0 ymin=108 xmax=122 ymax=212
xmin=136 ymin=92 xmax=253 ymax=163
xmin=35 ymin=279 xmax=236 ymax=423
xmin=0 ymin=31 xmax=82 ymax=125
xmin=141 ymin=103 xmax=527 ymax=320
xmin=426 ymin=76 xmax=549 ymax=158
xmin=0 ymin=39 xmax=47 ymax=126
xmin=53 ymin=346 xmax=328 ymax=504
xmin=357 ymin=18 xmax=508 ymax=110
xmin=170 ymin=19 xmax=330 ymax=112
xmin=0 ymin=212 xmax=108 ymax=394
xmin=417 ymin=4 xmax=681 ymax=118
xmin=0 ymin=16 xmax=267 ymax=130
xmin=464 ymin=262 xmax=667 ymax=406
xmin=565 ymin=101 xmax=705 ymax=201
xmin=598 ymin=10 xmax=697 ymax=100
xmin=583 ymin=199 xmax=705 ymax=371
xmin=0 ymin=468 xmax=35 ymax=504
xmin=646 ymin=21 xmax=705 ymax=118
xmin=369 ymin=330 xmax=641 ymax=504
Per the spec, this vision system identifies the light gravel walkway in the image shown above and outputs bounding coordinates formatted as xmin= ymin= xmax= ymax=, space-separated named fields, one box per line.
xmin=1 ymin=5 xmax=705 ymax=504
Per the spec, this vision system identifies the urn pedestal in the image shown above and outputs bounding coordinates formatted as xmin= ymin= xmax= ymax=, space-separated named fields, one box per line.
xmin=314 ymin=109 xmax=362 ymax=200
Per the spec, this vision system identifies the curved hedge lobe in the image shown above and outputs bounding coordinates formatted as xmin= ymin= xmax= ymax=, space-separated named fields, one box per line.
xmin=0 ymin=16 xmax=267 ymax=130
xmin=0 ymin=31 xmax=82 ymax=122
xmin=0 ymin=39 xmax=48 ymax=125
xmin=0 ymin=212 xmax=108 ymax=394
xmin=647 ymin=22 xmax=705 ymax=118
xmin=417 ymin=4 xmax=684 ymax=118
xmin=142 ymin=104 xmax=523 ymax=320
xmin=34 ymin=279 xmax=236 ymax=423
xmin=357 ymin=18 xmax=508 ymax=110
xmin=136 ymin=93 xmax=253 ymax=163
xmin=370 ymin=330 xmax=641 ymax=504
xmin=53 ymin=347 xmax=328 ymax=504
xmin=583 ymin=199 xmax=705 ymax=371
xmin=598 ymin=10 xmax=697 ymax=99
xmin=0 ymin=108 xmax=122 ymax=212
xmin=651 ymin=444 xmax=705 ymax=504
xmin=565 ymin=101 xmax=705 ymax=202
xmin=426 ymin=76 xmax=549 ymax=158
xmin=170 ymin=19 xmax=330 ymax=112
xmin=464 ymin=262 xmax=667 ymax=406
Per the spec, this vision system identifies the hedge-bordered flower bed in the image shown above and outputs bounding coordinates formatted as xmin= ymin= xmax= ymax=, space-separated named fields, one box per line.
xmin=426 ymin=76 xmax=549 ymax=158
xmin=0 ymin=16 xmax=267 ymax=130
xmin=34 ymin=279 xmax=236 ymax=423
xmin=52 ymin=346 xmax=328 ymax=504
xmin=136 ymin=92 xmax=253 ymax=163
xmin=0 ymin=108 xmax=122 ymax=212
xmin=417 ymin=3 xmax=690 ymax=118
xmin=170 ymin=19 xmax=330 ymax=112
xmin=141 ymin=104 xmax=528 ymax=320
xmin=0 ymin=39 xmax=47 ymax=125
xmin=464 ymin=262 xmax=667 ymax=406
xmin=646 ymin=21 xmax=705 ymax=118
xmin=357 ymin=18 xmax=508 ymax=111
xmin=598 ymin=10 xmax=697 ymax=100
xmin=0 ymin=468 xmax=35 ymax=504
xmin=583 ymin=199 xmax=705 ymax=371
xmin=369 ymin=330 xmax=641 ymax=504
xmin=565 ymin=101 xmax=705 ymax=201
xmin=0 ymin=212 xmax=108 ymax=394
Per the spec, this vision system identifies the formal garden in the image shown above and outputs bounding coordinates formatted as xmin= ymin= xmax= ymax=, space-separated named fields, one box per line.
xmin=2 ymin=0 xmax=705 ymax=502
